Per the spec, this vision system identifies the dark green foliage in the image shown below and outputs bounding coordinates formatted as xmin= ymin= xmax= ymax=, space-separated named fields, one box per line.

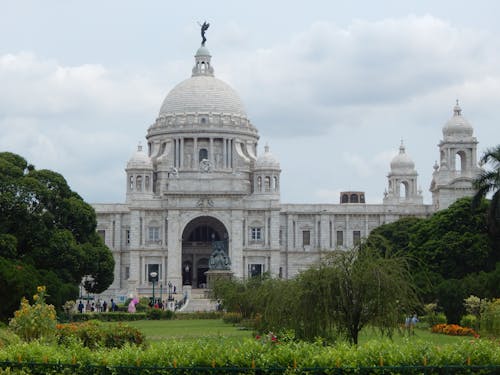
xmin=70 ymin=312 xmax=148 ymax=322
xmin=145 ymin=308 xmax=174 ymax=320
xmin=0 ymin=152 xmax=115 ymax=321
xmin=368 ymin=195 xmax=499 ymax=323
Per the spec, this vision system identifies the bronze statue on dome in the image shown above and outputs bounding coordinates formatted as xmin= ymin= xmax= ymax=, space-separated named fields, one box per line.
xmin=199 ymin=21 xmax=210 ymax=46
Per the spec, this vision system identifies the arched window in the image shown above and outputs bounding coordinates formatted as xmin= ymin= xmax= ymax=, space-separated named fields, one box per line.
xmin=341 ymin=194 xmax=349 ymax=203
xmin=129 ymin=175 xmax=134 ymax=190
xmin=456 ymin=151 xmax=466 ymax=173
xmin=350 ymin=194 xmax=359 ymax=203
xmin=199 ymin=148 xmax=208 ymax=162
xmin=400 ymin=181 xmax=408 ymax=199
xmin=145 ymin=175 xmax=150 ymax=191
xmin=264 ymin=176 xmax=271 ymax=192
xmin=136 ymin=176 xmax=142 ymax=191
xmin=257 ymin=176 xmax=262 ymax=192
xmin=273 ymin=176 xmax=278 ymax=191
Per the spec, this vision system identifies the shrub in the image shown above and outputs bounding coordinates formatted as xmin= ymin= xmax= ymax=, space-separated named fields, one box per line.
xmin=145 ymin=309 xmax=174 ymax=320
xmin=460 ymin=314 xmax=479 ymax=331
xmin=56 ymin=320 xmax=145 ymax=348
xmin=420 ymin=312 xmax=447 ymax=327
xmin=0 ymin=329 xmax=20 ymax=348
xmin=481 ymin=298 xmax=500 ymax=336
xmin=71 ymin=312 xmax=147 ymax=322
xmin=222 ymin=312 xmax=242 ymax=324
xmin=8 ymin=286 xmax=57 ymax=342
xmin=431 ymin=323 xmax=478 ymax=337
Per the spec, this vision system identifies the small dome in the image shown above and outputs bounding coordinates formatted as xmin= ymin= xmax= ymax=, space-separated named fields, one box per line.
xmin=255 ymin=144 xmax=280 ymax=170
xmin=443 ymin=101 xmax=473 ymax=139
xmin=390 ymin=141 xmax=415 ymax=172
xmin=127 ymin=143 xmax=153 ymax=170
xmin=196 ymin=46 xmax=211 ymax=56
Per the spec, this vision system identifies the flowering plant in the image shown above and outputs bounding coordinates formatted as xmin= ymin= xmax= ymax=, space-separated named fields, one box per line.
xmin=431 ymin=323 xmax=478 ymax=337
xmin=9 ymin=286 xmax=57 ymax=342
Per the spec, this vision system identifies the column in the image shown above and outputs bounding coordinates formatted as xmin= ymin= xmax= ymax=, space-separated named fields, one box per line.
xmin=222 ymin=138 xmax=227 ymax=169
xmin=167 ymin=210 xmax=182 ymax=290
xmin=180 ymin=138 xmax=184 ymax=169
xmin=230 ymin=211 xmax=244 ymax=278
xmin=209 ymin=138 xmax=214 ymax=165
xmin=193 ymin=138 xmax=198 ymax=169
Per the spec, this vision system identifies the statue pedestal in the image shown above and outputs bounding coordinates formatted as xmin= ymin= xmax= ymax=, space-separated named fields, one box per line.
xmin=205 ymin=270 xmax=233 ymax=290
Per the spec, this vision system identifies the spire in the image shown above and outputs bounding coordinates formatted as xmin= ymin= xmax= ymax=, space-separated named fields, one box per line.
xmin=399 ymin=139 xmax=405 ymax=154
xmin=453 ymin=99 xmax=462 ymax=116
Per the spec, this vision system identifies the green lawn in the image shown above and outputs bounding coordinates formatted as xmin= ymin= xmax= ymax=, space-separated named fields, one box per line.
xmin=115 ymin=319 xmax=469 ymax=346
xmin=120 ymin=319 xmax=253 ymax=342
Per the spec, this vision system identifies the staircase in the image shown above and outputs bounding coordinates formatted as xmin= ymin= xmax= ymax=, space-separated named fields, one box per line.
xmin=179 ymin=288 xmax=218 ymax=312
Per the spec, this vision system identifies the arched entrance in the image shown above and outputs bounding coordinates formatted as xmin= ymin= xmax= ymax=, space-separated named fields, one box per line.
xmin=181 ymin=216 xmax=228 ymax=288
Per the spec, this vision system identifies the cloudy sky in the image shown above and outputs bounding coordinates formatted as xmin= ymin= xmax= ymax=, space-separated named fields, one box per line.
xmin=1 ymin=1 xmax=499 ymax=204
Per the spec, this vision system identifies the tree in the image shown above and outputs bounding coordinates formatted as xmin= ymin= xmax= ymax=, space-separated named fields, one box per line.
xmin=215 ymin=244 xmax=418 ymax=345
xmin=297 ymin=245 xmax=418 ymax=344
xmin=472 ymin=145 xmax=500 ymax=236
xmin=367 ymin=196 xmax=498 ymax=323
xmin=0 ymin=152 xmax=114 ymax=321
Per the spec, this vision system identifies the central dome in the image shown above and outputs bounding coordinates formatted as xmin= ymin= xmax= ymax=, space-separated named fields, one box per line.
xmin=159 ymin=75 xmax=247 ymax=117
xmin=158 ymin=46 xmax=247 ymax=118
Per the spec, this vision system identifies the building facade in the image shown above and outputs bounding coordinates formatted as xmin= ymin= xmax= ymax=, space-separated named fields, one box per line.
xmin=92 ymin=44 xmax=480 ymax=301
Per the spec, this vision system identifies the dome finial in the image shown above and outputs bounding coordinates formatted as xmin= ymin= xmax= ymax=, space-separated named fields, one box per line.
xmin=399 ymin=139 xmax=405 ymax=154
xmin=453 ymin=99 xmax=462 ymax=116
xmin=137 ymin=142 xmax=143 ymax=152
xmin=264 ymin=143 xmax=270 ymax=153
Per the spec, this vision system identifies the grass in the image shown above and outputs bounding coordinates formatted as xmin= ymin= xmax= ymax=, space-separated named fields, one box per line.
xmin=112 ymin=319 xmax=470 ymax=346
xmin=118 ymin=319 xmax=253 ymax=342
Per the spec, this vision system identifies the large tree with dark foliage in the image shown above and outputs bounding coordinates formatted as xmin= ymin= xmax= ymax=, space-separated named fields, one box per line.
xmin=368 ymin=196 xmax=499 ymax=323
xmin=0 ymin=152 xmax=114 ymax=321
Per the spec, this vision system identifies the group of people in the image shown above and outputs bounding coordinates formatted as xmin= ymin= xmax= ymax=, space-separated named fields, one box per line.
xmin=404 ymin=314 xmax=419 ymax=334
xmin=77 ymin=298 xmax=118 ymax=313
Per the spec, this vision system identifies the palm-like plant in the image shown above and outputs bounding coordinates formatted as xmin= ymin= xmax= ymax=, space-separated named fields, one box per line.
xmin=472 ymin=145 xmax=500 ymax=235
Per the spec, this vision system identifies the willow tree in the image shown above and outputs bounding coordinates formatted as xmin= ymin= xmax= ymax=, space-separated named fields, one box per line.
xmin=297 ymin=244 xmax=419 ymax=344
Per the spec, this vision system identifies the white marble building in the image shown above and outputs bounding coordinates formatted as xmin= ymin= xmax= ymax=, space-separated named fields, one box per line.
xmin=92 ymin=45 xmax=480 ymax=301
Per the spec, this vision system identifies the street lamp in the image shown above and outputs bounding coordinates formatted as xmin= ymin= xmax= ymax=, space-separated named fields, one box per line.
xmin=150 ymin=271 xmax=158 ymax=305
xmin=167 ymin=281 xmax=173 ymax=301
xmin=160 ymin=283 xmax=163 ymax=304
xmin=184 ymin=264 xmax=191 ymax=285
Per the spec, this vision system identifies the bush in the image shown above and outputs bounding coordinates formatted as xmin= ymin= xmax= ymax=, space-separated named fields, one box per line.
xmin=145 ymin=309 xmax=174 ymax=320
xmin=8 ymin=286 xmax=57 ymax=342
xmin=460 ymin=314 xmax=479 ymax=331
xmin=56 ymin=320 xmax=145 ymax=348
xmin=481 ymin=298 xmax=500 ymax=336
xmin=431 ymin=323 xmax=478 ymax=337
xmin=71 ymin=312 xmax=147 ymax=322
xmin=222 ymin=312 xmax=242 ymax=324
xmin=0 ymin=329 xmax=20 ymax=347
xmin=420 ymin=313 xmax=447 ymax=327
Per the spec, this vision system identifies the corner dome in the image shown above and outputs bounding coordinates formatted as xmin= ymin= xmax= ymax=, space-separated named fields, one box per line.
xmin=390 ymin=141 xmax=415 ymax=173
xmin=443 ymin=101 xmax=473 ymax=139
xmin=255 ymin=144 xmax=280 ymax=170
xmin=159 ymin=76 xmax=247 ymax=117
xmin=127 ymin=144 xmax=153 ymax=170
